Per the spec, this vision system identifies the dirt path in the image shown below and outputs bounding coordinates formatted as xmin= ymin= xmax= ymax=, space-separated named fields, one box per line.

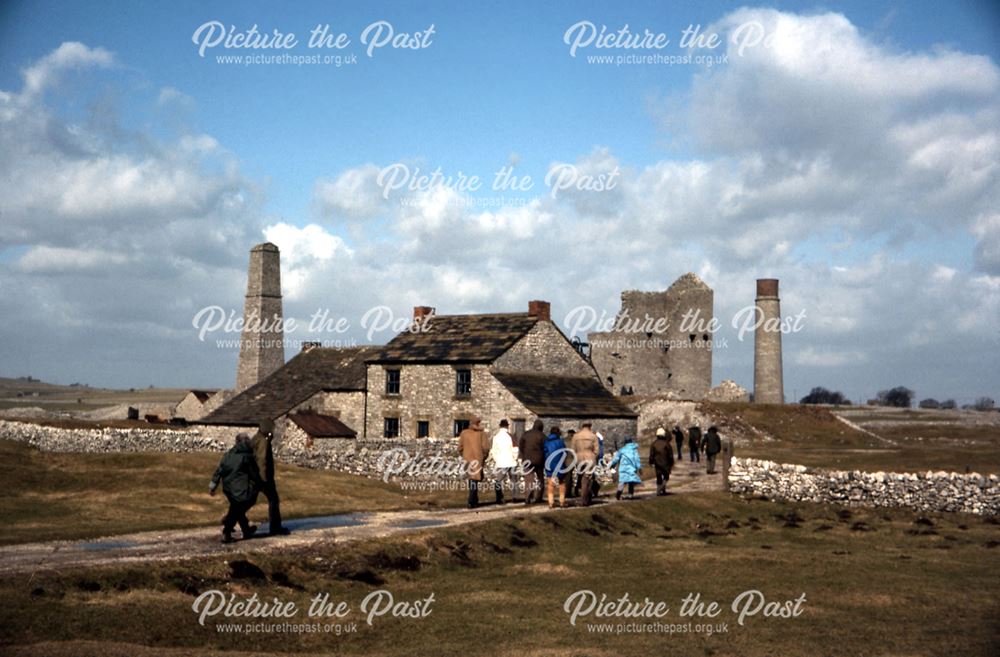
xmin=0 ymin=459 xmax=723 ymax=575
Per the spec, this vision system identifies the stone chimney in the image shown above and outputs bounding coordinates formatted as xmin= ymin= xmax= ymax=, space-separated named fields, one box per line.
xmin=235 ymin=243 xmax=284 ymax=394
xmin=753 ymin=278 xmax=784 ymax=404
xmin=528 ymin=300 xmax=551 ymax=321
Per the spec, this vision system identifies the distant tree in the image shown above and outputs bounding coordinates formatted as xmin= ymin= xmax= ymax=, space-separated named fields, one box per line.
xmin=973 ymin=397 xmax=996 ymax=411
xmin=877 ymin=386 xmax=914 ymax=408
xmin=940 ymin=399 xmax=957 ymax=410
xmin=918 ymin=398 xmax=940 ymax=409
xmin=800 ymin=386 xmax=849 ymax=405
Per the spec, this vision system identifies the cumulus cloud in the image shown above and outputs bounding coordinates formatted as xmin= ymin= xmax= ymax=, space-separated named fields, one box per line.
xmin=0 ymin=42 xmax=264 ymax=387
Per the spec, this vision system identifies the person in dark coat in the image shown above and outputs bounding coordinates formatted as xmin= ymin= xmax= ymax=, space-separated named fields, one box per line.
xmin=251 ymin=418 xmax=288 ymax=535
xmin=519 ymin=419 xmax=546 ymax=504
xmin=701 ymin=426 xmax=723 ymax=474
xmin=672 ymin=426 xmax=685 ymax=460
xmin=649 ymin=427 xmax=674 ymax=496
xmin=688 ymin=425 xmax=702 ymax=462
xmin=210 ymin=433 xmax=261 ymax=543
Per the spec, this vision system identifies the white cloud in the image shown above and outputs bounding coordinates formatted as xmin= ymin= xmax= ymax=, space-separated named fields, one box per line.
xmin=22 ymin=41 xmax=114 ymax=98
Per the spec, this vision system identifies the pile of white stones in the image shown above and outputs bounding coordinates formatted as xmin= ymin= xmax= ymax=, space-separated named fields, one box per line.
xmin=729 ymin=457 xmax=1000 ymax=515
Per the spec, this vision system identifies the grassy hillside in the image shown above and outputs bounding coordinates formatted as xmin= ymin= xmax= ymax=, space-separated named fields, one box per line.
xmin=1 ymin=493 xmax=997 ymax=656
xmin=702 ymin=402 xmax=1000 ymax=474
xmin=0 ymin=440 xmax=464 ymax=545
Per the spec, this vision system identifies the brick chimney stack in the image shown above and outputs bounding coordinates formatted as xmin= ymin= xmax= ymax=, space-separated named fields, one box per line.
xmin=528 ymin=300 xmax=551 ymax=321
xmin=413 ymin=306 xmax=436 ymax=324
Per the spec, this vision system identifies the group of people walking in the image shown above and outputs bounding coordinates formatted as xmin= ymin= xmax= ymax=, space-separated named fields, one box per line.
xmin=458 ymin=417 xmax=725 ymax=509
xmin=208 ymin=418 xmax=290 ymax=543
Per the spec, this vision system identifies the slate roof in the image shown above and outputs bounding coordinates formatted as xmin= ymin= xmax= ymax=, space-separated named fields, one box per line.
xmin=370 ymin=313 xmax=539 ymax=363
xmin=199 ymin=346 xmax=377 ymax=426
xmin=492 ymin=372 xmax=638 ymax=418
xmin=288 ymin=413 xmax=356 ymax=438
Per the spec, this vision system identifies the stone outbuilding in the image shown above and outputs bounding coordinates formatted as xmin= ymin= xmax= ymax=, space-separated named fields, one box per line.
xmin=199 ymin=345 xmax=377 ymax=437
xmin=173 ymin=390 xmax=217 ymax=422
xmin=283 ymin=412 xmax=357 ymax=452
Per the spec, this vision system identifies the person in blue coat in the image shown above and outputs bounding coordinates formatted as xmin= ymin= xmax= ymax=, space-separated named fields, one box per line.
xmin=543 ymin=426 xmax=571 ymax=508
xmin=610 ymin=436 xmax=642 ymax=500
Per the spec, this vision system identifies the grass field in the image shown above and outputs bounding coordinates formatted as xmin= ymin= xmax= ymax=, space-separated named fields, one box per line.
xmin=704 ymin=402 xmax=1000 ymax=474
xmin=1 ymin=493 xmax=997 ymax=656
xmin=0 ymin=440 xmax=464 ymax=545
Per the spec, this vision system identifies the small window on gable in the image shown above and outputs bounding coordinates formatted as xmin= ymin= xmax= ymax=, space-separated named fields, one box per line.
xmin=383 ymin=417 xmax=400 ymax=438
xmin=416 ymin=420 xmax=430 ymax=438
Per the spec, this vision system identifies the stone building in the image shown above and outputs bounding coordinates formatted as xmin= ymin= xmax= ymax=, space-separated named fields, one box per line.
xmin=366 ymin=302 xmax=637 ymax=444
xmin=588 ymin=273 xmax=713 ymax=399
xmin=201 ymin=345 xmax=376 ymax=436
xmin=202 ymin=301 xmax=638 ymax=446
xmin=173 ymin=390 xmax=216 ymax=422
xmin=283 ymin=412 xmax=357 ymax=452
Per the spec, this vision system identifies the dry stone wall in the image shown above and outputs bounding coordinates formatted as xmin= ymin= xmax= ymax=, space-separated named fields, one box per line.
xmin=729 ymin=457 xmax=999 ymax=515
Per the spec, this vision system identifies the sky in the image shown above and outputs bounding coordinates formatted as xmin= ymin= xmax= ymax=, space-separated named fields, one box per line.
xmin=0 ymin=0 xmax=997 ymax=404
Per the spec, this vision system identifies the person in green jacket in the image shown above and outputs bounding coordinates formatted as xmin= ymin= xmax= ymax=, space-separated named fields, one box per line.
xmin=210 ymin=433 xmax=262 ymax=543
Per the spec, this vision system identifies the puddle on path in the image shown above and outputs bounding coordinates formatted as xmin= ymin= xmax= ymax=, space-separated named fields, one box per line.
xmin=77 ymin=540 xmax=140 ymax=551
xmin=266 ymin=513 xmax=370 ymax=532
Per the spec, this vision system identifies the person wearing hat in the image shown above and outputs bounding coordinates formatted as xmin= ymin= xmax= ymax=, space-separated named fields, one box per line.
xmin=251 ymin=418 xmax=289 ymax=535
xmin=458 ymin=416 xmax=488 ymax=508
xmin=649 ymin=427 xmax=675 ymax=496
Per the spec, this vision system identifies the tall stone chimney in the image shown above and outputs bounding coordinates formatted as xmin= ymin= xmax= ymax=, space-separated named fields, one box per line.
xmin=235 ymin=243 xmax=284 ymax=394
xmin=753 ymin=278 xmax=783 ymax=404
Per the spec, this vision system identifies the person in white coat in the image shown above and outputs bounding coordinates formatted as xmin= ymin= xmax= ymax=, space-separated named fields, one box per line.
xmin=489 ymin=419 xmax=518 ymax=504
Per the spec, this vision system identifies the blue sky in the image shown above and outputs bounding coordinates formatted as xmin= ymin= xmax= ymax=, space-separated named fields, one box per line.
xmin=0 ymin=0 xmax=998 ymax=403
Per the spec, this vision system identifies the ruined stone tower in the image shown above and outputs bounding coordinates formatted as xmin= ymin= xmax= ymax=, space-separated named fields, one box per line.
xmin=235 ymin=242 xmax=284 ymax=394
xmin=753 ymin=278 xmax=783 ymax=404
xmin=588 ymin=273 xmax=713 ymax=399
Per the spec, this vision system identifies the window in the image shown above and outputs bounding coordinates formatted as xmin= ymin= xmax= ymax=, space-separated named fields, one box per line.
xmin=453 ymin=419 xmax=470 ymax=436
xmin=512 ymin=419 xmax=526 ymax=442
xmin=416 ymin=420 xmax=430 ymax=438
xmin=383 ymin=417 xmax=400 ymax=438
xmin=455 ymin=369 xmax=472 ymax=396
xmin=385 ymin=369 xmax=400 ymax=395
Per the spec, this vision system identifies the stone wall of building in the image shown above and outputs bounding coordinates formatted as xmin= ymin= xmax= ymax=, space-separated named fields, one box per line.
xmin=291 ymin=390 xmax=367 ymax=437
xmin=366 ymin=363 xmax=527 ymax=440
xmin=729 ymin=458 xmax=999 ymax=515
xmin=492 ymin=320 xmax=596 ymax=379
xmin=173 ymin=393 xmax=209 ymax=422
xmin=589 ymin=273 xmax=713 ymax=399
